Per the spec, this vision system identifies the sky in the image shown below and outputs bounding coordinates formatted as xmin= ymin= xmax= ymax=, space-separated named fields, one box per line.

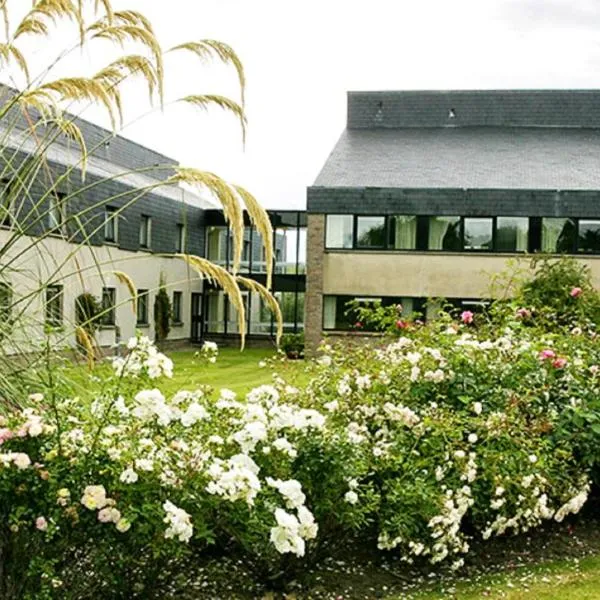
xmin=6 ymin=0 xmax=600 ymax=209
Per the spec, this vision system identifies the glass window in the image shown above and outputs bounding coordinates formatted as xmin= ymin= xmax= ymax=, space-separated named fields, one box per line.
xmin=206 ymin=227 xmax=227 ymax=264
xmin=297 ymin=227 xmax=307 ymax=274
xmin=464 ymin=218 xmax=493 ymax=250
xmin=206 ymin=290 xmax=225 ymax=333
xmin=48 ymin=193 xmax=66 ymax=234
xmin=428 ymin=216 xmax=461 ymax=250
xmin=45 ymin=285 xmax=63 ymax=327
xmin=227 ymin=292 xmax=248 ymax=334
xmin=356 ymin=216 xmax=386 ymax=248
xmin=100 ymin=287 xmax=116 ymax=326
xmin=0 ymin=283 xmax=11 ymax=321
xmin=542 ymin=218 xmax=576 ymax=253
xmin=325 ymin=215 xmax=353 ymax=248
xmin=250 ymin=292 xmax=272 ymax=335
xmin=139 ymin=215 xmax=151 ymax=248
xmin=136 ymin=290 xmax=148 ymax=325
xmin=496 ymin=217 xmax=528 ymax=252
xmin=175 ymin=224 xmax=186 ymax=253
xmin=104 ymin=206 xmax=118 ymax=242
xmin=578 ymin=220 xmax=600 ymax=254
xmin=172 ymin=291 xmax=182 ymax=323
xmin=276 ymin=291 xmax=303 ymax=333
xmin=0 ymin=180 xmax=12 ymax=227
xmin=389 ymin=216 xmax=417 ymax=250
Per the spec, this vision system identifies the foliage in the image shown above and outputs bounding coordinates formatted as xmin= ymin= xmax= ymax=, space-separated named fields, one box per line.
xmin=280 ymin=332 xmax=304 ymax=359
xmin=153 ymin=278 xmax=171 ymax=344
xmin=74 ymin=292 xmax=101 ymax=334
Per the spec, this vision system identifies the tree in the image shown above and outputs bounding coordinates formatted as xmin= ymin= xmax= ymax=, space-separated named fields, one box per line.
xmin=153 ymin=276 xmax=171 ymax=344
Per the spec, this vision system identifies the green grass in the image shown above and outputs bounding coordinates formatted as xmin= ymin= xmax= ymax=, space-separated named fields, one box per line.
xmin=64 ymin=347 xmax=310 ymax=398
xmin=413 ymin=555 xmax=600 ymax=599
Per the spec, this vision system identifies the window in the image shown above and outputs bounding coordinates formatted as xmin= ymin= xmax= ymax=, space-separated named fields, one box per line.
xmin=139 ymin=215 xmax=151 ymax=248
xmin=45 ymin=285 xmax=63 ymax=328
xmin=0 ymin=283 xmax=11 ymax=321
xmin=389 ymin=216 xmax=417 ymax=249
xmin=104 ymin=206 xmax=118 ymax=242
xmin=48 ymin=193 xmax=66 ymax=234
xmin=242 ymin=240 xmax=251 ymax=263
xmin=136 ymin=289 xmax=148 ymax=325
xmin=542 ymin=218 xmax=576 ymax=253
xmin=172 ymin=291 xmax=182 ymax=323
xmin=206 ymin=227 xmax=227 ymax=263
xmin=323 ymin=295 xmax=421 ymax=330
xmin=577 ymin=220 xmax=600 ymax=254
xmin=464 ymin=218 xmax=493 ymax=251
xmin=0 ymin=180 xmax=13 ymax=227
xmin=325 ymin=215 xmax=353 ymax=248
xmin=175 ymin=224 xmax=186 ymax=253
xmin=496 ymin=217 xmax=529 ymax=252
xmin=100 ymin=287 xmax=116 ymax=326
xmin=428 ymin=216 xmax=461 ymax=250
xmin=356 ymin=216 xmax=386 ymax=248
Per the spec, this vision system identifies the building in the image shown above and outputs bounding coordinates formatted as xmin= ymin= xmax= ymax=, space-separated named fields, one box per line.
xmin=0 ymin=87 xmax=305 ymax=350
xmin=305 ymin=90 xmax=600 ymax=352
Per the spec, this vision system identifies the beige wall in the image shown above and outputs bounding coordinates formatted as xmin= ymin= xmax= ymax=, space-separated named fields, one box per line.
xmin=0 ymin=230 xmax=203 ymax=351
xmin=322 ymin=251 xmax=600 ymax=298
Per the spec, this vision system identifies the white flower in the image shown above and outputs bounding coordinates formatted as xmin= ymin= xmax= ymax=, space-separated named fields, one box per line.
xmin=324 ymin=399 xmax=339 ymax=412
xmin=272 ymin=437 xmax=297 ymax=458
xmin=163 ymin=500 xmax=193 ymax=543
xmin=468 ymin=433 xmax=478 ymax=444
xmin=528 ymin=454 xmax=538 ymax=464
xmin=344 ymin=490 xmax=358 ymax=505
xmin=180 ymin=402 xmax=209 ymax=427
xmin=410 ymin=366 xmax=421 ymax=382
xmin=297 ymin=505 xmax=318 ymax=539
xmin=473 ymin=402 xmax=483 ymax=415
xmin=269 ymin=509 xmax=308 ymax=557
xmin=355 ymin=374 xmax=371 ymax=390
xmin=116 ymin=518 xmax=131 ymax=533
xmin=119 ymin=468 xmax=139 ymax=484
xmin=81 ymin=485 xmax=108 ymax=510
xmin=98 ymin=507 xmax=121 ymax=524
xmin=318 ymin=355 xmax=332 ymax=367
xmin=206 ymin=454 xmax=261 ymax=505
xmin=11 ymin=452 xmax=31 ymax=469
xmin=135 ymin=458 xmax=154 ymax=472
xmin=267 ymin=478 xmax=306 ymax=509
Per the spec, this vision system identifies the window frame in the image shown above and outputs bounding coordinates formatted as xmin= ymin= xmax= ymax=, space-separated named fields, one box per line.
xmin=104 ymin=206 xmax=118 ymax=243
xmin=139 ymin=215 xmax=152 ymax=249
xmin=100 ymin=287 xmax=116 ymax=326
xmin=172 ymin=291 xmax=183 ymax=324
xmin=48 ymin=192 xmax=67 ymax=236
xmin=175 ymin=223 xmax=186 ymax=253
xmin=136 ymin=289 xmax=149 ymax=325
xmin=576 ymin=218 xmax=600 ymax=255
xmin=45 ymin=284 xmax=64 ymax=328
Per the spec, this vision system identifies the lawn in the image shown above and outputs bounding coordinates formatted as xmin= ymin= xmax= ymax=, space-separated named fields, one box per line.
xmin=64 ymin=346 xmax=310 ymax=398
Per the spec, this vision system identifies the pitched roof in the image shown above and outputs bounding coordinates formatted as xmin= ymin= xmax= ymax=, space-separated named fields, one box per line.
xmin=313 ymin=127 xmax=600 ymax=190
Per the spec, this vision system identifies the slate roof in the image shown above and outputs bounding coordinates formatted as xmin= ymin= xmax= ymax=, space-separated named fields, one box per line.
xmin=313 ymin=127 xmax=600 ymax=190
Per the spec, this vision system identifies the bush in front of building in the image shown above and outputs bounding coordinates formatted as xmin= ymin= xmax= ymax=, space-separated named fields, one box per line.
xmin=280 ymin=332 xmax=305 ymax=359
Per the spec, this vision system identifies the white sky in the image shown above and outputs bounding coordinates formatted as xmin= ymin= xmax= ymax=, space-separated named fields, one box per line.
xmin=6 ymin=0 xmax=600 ymax=208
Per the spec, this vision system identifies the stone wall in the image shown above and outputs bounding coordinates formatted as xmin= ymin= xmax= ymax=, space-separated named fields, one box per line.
xmin=305 ymin=214 xmax=325 ymax=356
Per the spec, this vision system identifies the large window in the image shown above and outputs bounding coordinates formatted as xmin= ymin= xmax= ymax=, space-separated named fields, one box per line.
xmin=577 ymin=220 xmax=600 ymax=254
xmin=139 ymin=215 xmax=151 ymax=249
xmin=388 ymin=215 xmax=417 ymax=249
xmin=542 ymin=218 xmax=576 ymax=253
xmin=428 ymin=216 xmax=462 ymax=250
xmin=136 ymin=290 xmax=148 ymax=325
xmin=172 ymin=291 xmax=182 ymax=323
xmin=104 ymin=206 xmax=118 ymax=242
xmin=464 ymin=218 xmax=493 ymax=251
xmin=175 ymin=223 xmax=186 ymax=253
xmin=45 ymin=285 xmax=63 ymax=328
xmin=206 ymin=227 xmax=227 ymax=264
xmin=323 ymin=295 xmax=422 ymax=331
xmin=325 ymin=215 xmax=353 ymax=248
xmin=356 ymin=216 xmax=386 ymax=248
xmin=100 ymin=287 xmax=116 ymax=326
xmin=496 ymin=217 xmax=528 ymax=252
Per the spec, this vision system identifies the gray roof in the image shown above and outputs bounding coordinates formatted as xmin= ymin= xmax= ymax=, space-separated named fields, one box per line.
xmin=348 ymin=90 xmax=600 ymax=129
xmin=313 ymin=127 xmax=600 ymax=190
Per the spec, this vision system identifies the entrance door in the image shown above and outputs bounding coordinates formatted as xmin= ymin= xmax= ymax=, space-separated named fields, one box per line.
xmin=190 ymin=293 xmax=203 ymax=342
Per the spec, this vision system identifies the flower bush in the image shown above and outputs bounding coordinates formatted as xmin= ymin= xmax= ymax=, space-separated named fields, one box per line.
xmin=1 ymin=258 xmax=600 ymax=597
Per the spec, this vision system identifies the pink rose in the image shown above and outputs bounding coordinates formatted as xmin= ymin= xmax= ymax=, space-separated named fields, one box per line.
xmin=35 ymin=517 xmax=48 ymax=531
xmin=395 ymin=320 xmax=407 ymax=329
xmin=570 ymin=287 xmax=582 ymax=298
xmin=516 ymin=307 xmax=531 ymax=319
xmin=552 ymin=357 xmax=567 ymax=369
xmin=0 ymin=428 xmax=13 ymax=445
xmin=461 ymin=310 xmax=474 ymax=324
xmin=539 ymin=349 xmax=556 ymax=360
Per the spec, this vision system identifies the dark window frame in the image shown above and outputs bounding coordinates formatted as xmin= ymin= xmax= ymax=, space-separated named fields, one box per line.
xmin=104 ymin=206 xmax=118 ymax=243
xmin=100 ymin=287 xmax=116 ymax=326
xmin=139 ymin=215 xmax=152 ymax=249
xmin=175 ymin=223 xmax=186 ymax=253
xmin=136 ymin=289 xmax=149 ymax=325
xmin=45 ymin=284 xmax=63 ymax=328
xmin=172 ymin=291 xmax=183 ymax=324
xmin=48 ymin=192 xmax=67 ymax=236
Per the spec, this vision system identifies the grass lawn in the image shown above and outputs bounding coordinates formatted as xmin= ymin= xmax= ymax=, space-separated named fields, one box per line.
xmin=64 ymin=346 xmax=310 ymax=398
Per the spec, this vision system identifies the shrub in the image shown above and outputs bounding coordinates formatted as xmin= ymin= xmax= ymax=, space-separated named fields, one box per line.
xmin=280 ymin=332 xmax=304 ymax=359
xmin=153 ymin=279 xmax=172 ymax=344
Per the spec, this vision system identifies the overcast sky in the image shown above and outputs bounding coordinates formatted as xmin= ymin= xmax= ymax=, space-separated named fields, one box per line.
xmin=8 ymin=0 xmax=600 ymax=208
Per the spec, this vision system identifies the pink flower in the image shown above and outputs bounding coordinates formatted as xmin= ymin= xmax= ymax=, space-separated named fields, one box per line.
xmin=395 ymin=320 xmax=407 ymax=329
xmin=516 ymin=308 xmax=531 ymax=319
xmin=539 ymin=349 xmax=556 ymax=360
xmin=354 ymin=322 xmax=363 ymax=329
xmin=35 ymin=517 xmax=48 ymax=532
xmin=552 ymin=357 xmax=567 ymax=369
xmin=570 ymin=287 xmax=582 ymax=298
xmin=461 ymin=310 xmax=474 ymax=324
xmin=0 ymin=428 xmax=13 ymax=445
